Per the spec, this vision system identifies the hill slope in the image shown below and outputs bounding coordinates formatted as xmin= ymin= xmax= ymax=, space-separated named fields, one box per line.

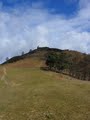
xmin=0 ymin=47 xmax=90 ymax=120
xmin=0 ymin=66 xmax=90 ymax=120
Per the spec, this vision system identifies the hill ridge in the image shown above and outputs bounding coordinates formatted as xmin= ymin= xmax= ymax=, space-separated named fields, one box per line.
xmin=2 ymin=47 xmax=85 ymax=65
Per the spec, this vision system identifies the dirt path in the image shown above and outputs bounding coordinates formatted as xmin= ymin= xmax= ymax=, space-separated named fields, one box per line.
xmin=1 ymin=67 xmax=9 ymax=85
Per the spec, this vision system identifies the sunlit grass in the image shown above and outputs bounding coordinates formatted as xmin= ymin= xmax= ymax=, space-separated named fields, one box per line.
xmin=0 ymin=67 xmax=90 ymax=120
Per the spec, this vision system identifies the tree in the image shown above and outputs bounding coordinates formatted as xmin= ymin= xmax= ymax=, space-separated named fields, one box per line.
xmin=56 ymin=53 xmax=70 ymax=71
xmin=29 ymin=49 xmax=32 ymax=52
xmin=37 ymin=46 xmax=39 ymax=49
xmin=46 ymin=52 xmax=70 ymax=71
xmin=46 ymin=52 xmax=57 ymax=70
xmin=6 ymin=57 xmax=9 ymax=61
xmin=22 ymin=51 xmax=24 ymax=55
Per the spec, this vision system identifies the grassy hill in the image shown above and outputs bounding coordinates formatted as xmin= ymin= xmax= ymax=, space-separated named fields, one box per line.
xmin=2 ymin=47 xmax=85 ymax=68
xmin=2 ymin=47 xmax=90 ymax=81
xmin=0 ymin=47 xmax=90 ymax=120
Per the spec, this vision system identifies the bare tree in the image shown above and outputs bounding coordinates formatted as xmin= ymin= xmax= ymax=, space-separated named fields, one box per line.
xmin=22 ymin=51 xmax=24 ymax=55
xmin=6 ymin=57 xmax=9 ymax=61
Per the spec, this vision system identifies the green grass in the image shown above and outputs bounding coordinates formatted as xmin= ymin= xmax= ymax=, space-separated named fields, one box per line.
xmin=0 ymin=67 xmax=90 ymax=120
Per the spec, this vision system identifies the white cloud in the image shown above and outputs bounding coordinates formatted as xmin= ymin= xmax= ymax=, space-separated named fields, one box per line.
xmin=0 ymin=0 xmax=90 ymax=63
xmin=79 ymin=0 xmax=90 ymax=8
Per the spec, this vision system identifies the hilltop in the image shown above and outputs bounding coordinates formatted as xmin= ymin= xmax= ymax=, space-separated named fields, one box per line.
xmin=2 ymin=47 xmax=85 ymax=66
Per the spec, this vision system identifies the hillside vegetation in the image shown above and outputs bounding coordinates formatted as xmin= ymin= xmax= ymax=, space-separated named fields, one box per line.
xmin=46 ymin=51 xmax=90 ymax=81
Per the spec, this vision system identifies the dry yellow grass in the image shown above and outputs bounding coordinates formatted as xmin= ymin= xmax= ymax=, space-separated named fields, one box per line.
xmin=0 ymin=57 xmax=90 ymax=120
xmin=4 ymin=57 xmax=45 ymax=68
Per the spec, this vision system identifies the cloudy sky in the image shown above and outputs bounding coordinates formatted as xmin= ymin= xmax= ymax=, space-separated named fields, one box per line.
xmin=0 ymin=0 xmax=90 ymax=62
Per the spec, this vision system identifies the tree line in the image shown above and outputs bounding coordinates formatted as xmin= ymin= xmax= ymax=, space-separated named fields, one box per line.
xmin=46 ymin=52 xmax=90 ymax=81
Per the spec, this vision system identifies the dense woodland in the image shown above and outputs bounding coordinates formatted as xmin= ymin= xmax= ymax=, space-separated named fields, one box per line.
xmin=46 ymin=51 xmax=90 ymax=81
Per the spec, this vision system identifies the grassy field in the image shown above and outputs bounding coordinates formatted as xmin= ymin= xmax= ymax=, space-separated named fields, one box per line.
xmin=0 ymin=65 xmax=90 ymax=120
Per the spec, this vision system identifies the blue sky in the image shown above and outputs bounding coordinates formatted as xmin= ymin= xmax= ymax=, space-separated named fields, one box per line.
xmin=1 ymin=0 xmax=79 ymax=15
xmin=0 ymin=0 xmax=90 ymax=62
